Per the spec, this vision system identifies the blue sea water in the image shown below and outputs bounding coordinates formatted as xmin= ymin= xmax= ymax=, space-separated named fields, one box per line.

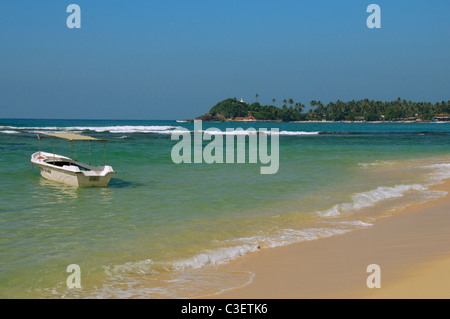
xmin=0 ymin=119 xmax=449 ymax=298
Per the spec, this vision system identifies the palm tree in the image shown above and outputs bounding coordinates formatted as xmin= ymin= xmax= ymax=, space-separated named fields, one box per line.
xmin=272 ymin=98 xmax=276 ymax=106
xmin=288 ymin=98 xmax=294 ymax=108
xmin=294 ymin=102 xmax=304 ymax=113
xmin=255 ymin=93 xmax=259 ymax=101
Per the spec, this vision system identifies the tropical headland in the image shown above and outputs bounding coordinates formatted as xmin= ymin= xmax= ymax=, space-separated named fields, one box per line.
xmin=194 ymin=97 xmax=450 ymax=122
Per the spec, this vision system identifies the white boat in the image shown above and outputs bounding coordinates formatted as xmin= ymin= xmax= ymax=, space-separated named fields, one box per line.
xmin=31 ymin=132 xmax=115 ymax=187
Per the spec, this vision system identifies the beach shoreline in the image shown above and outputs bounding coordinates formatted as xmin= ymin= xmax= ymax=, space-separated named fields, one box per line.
xmin=205 ymin=180 xmax=450 ymax=299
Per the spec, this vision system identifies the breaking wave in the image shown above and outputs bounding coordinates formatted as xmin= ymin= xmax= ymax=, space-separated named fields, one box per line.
xmin=319 ymin=162 xmax=450 ymax=217
xmin=55 ymin=219 xmax=372 ymax=298
xmin=49 ymin=159 xmax=450 ymax=299
xmin=317 ymin=184 xmax=431 ymax=217
xmin=1 ymin=125 xmax=321 ymax=136
xmin=2 ymin=125 xmax=179 ymax=134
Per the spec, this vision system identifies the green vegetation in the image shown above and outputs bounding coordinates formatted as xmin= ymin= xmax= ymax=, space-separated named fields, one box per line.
xmin=197 ymin=97 xmax=450 ymax=122
xmin=308 ymin=98 xmax=449 ymax=122
xmin=202 ymin=98 xmax=304 ymax=122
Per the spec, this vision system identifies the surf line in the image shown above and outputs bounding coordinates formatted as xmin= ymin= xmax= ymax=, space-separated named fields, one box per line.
xmin=171 ymin=120 xmax=279 ymax=174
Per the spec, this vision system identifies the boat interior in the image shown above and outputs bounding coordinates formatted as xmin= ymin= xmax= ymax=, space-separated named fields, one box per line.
xmin=45 ymin=159 xmax=91 ymax=171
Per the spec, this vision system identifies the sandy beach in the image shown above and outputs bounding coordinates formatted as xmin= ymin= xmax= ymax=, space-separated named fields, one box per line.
xmin=208 ymin=180 xmax=450 ymax=299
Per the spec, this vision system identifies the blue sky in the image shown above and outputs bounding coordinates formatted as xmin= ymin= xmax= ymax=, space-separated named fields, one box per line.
xmin=0 ymin=0 xmax=449 ymax=119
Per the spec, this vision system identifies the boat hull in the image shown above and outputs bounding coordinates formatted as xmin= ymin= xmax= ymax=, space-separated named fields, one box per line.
xmin=31 ymin=152 xmax=114 ymax=187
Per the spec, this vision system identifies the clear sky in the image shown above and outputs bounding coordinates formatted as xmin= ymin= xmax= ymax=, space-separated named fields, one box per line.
xmin=0 ymin=0 xmax=449 ymax=120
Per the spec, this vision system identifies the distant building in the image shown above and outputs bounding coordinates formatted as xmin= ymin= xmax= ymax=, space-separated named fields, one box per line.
xmin=234 ymin=115 xmax=256 ymax=122
xmin=434 ymin=114 xmax=450 ymax=121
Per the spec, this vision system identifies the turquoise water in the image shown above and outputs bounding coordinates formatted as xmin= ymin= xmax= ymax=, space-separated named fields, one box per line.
xmin=1 ymin=119 xmax=449 ymax=298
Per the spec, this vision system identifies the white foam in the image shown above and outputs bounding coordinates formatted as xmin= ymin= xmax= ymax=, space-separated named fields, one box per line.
xmin=2 ymin=126 xmax=61 ymax=131
xmin=99 ymin=219 xmax=374 ymax=283
xmin=0 ymin=130 xmax=20 ymax=134
xmin=65 ymin=125 xmax=178 ymax=134
xmin=317 ymin=183 xmax=430 ymax=217
xmin=358 ymin=161 xmax=395 ymax=169
xmin=0 ymin=125 xmax=179 ymax=134
xmin=89 ymin=126 xmax=178 ymax=133
xmin=228 ymin=226 xmax=364 ymax=250
xmin=49 ymin=214 xmax=378 ymax=298
xmin=194 ymin=224 xmax=373 ymax=269
xmin=3 ymin=124 xmax=324 ymax=137
xmin=424 ymin=163 xmax=450 ymax=183
xmin=104 ymin=259 xmax=160 ymax=277
xmin=201 ymin=129 xmax=258 ymax=135
xmin=257 ymin=130 xmax=320 ymax=135
xmin=171 ymin=244 xmax=260 ymax=270
xmin=332 ymin=220 xmax=374 ymax=227
xmin=276 ymin=131 xmax=320 ymax=135
xmin=200 ymin=130 xmax=320 ymax=136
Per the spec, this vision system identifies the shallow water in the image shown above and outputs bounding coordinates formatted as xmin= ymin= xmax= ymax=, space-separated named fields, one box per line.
xmin=1 ymin=119 xmax=449 ymax=298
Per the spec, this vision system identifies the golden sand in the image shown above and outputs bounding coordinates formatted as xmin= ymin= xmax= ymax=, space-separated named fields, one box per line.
xmin=207 ymin=181 xmax=450 ymax=299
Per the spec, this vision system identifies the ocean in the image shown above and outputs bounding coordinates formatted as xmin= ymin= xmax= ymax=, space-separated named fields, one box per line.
xmin=1 ymin=119 xmax=449 ymax=298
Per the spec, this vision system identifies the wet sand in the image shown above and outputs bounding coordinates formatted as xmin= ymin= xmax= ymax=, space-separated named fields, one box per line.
xmin=208 ymin=181 xmax=450 ymax=299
